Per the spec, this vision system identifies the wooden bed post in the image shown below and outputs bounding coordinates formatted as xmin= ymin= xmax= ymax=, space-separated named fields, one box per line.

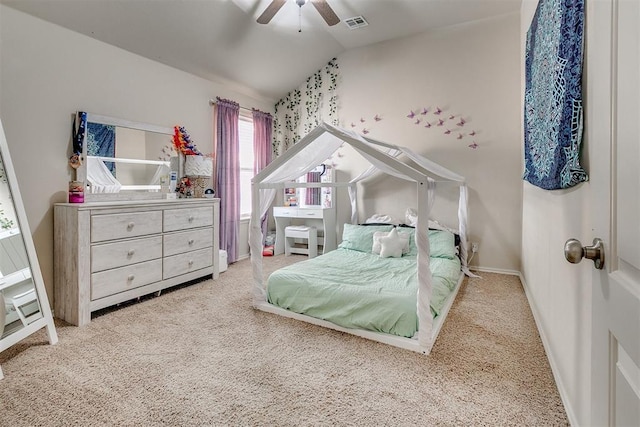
xmin=250 ymin=180 xmax=266 ymax=306
xmin=415 ymin=179 xmax=434 ymax=353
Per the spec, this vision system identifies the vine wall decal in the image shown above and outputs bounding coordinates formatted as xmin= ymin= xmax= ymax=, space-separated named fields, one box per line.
xmin=273 ymin=58 xmax=339 ymax=157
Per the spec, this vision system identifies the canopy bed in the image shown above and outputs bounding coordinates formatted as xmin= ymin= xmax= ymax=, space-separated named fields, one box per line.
xmin=249 ymin=122 xmax=472 ymax=354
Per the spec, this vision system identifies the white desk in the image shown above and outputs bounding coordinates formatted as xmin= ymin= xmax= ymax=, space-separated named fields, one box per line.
xmin=273 ymin=206 xmax=336 ymax=256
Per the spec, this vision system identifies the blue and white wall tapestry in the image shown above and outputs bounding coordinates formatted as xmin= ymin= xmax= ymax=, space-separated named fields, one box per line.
xmin=524 ymin=0 xmax=587 ymax=190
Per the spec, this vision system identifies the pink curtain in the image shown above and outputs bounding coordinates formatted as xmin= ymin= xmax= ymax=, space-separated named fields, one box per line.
xmin=252 ymin=109 xmax=273 ymax=244
xmin=305 ymin=171 xmax=321 ymax=205
xmin=215 ymin=97 xmax=240 ymax=263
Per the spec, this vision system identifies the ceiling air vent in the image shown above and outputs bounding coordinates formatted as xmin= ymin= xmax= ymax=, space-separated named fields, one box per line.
xmin=344 ymin=16 xmax=368 ymax=30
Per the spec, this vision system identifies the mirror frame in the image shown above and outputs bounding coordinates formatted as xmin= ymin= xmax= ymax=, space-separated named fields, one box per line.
xmin=78 ymin=112 xmax=179 ymax=202
xmin=0 ymin=118 xmax=58 ymax=380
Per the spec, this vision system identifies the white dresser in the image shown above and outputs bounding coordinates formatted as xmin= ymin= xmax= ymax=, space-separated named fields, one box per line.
xmin=54 ymin=199 xmax=220 ymax=326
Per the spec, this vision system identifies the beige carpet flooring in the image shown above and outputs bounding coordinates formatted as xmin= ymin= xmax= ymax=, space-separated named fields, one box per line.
xmin=0 ymin=255 xmax=568 ymax=426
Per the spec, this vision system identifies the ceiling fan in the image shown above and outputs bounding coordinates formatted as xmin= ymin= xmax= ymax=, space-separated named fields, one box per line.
xmin=257 ymin=0 xmax=340 ymax=27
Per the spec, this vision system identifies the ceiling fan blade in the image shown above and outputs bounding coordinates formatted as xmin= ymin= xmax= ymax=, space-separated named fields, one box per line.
xmin=257 ymin=0 xmax=287 ymax=24
xmin=310 ymin=0 xmax=340 ymax=26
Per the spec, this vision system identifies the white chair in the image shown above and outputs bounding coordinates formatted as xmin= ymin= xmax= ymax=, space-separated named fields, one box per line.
xmin=285 ymin=226 xmax=318 ymax=258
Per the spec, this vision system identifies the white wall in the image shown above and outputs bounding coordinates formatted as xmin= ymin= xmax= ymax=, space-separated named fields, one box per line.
xmin=335 ymin=13 xmax=522 ymax=272
xmin=0 ymin=5 xmax=273 ymax=299
xmin=520 ymin=1 xmax=592 ymax=425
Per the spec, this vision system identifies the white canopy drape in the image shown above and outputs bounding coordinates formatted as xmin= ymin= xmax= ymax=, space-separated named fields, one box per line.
xmin=86 ymin=156 xmax=121 ymax=193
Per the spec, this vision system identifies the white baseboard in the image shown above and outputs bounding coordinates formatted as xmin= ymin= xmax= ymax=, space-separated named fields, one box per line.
xmin=468 ymin=265 xmax=521 ymax=276
xmin=517 ymin=272 xmax=578 ymax=426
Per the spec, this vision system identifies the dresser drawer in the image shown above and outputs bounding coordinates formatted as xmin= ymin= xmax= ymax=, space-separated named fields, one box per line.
xmin=273 ymin=207 xmax=297 ymax=217
xmin=164 ymin=206 xmax=213 ymax=232
xmin=91 ymin=259 xmax=163 ymax=300
xmin=163 ymin=229 xmax=213 ymax=257
xmin=91 ymin=236 xmax=162 ymax=273
xmin=163 ymin=247 xmax=213 ymax=279
xmin=297 ymin=208 xmax=324 ymax=219
xmin=91 ymin=211 xmax=162 ymax=242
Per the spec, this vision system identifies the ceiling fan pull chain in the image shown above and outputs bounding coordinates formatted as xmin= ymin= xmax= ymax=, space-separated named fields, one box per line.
xmin=299 ymin=5 xmax=302 ymax=33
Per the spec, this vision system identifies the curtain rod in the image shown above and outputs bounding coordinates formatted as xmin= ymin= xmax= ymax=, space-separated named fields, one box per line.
xmin=209 ymin=98 xmax=252 ymax=112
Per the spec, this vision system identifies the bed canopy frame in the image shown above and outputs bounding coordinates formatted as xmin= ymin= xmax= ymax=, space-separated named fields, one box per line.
xmin=250 ymin=122 xmax=471 ymax=354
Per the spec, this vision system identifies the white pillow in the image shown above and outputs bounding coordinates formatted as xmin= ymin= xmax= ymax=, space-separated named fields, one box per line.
xmin=378 ymin=228 xmax=407 ymax=258
xmin=365 ymin=213 xmax=397 ymax=224
xmin=372 ymin=230 xmax=410 ymax=255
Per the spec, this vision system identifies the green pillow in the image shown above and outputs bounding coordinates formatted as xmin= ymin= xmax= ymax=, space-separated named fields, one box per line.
xmin=338 ymin=224 xmax=394 ymax=253
xmin=406 ymin=228 xmax=457 ymax=259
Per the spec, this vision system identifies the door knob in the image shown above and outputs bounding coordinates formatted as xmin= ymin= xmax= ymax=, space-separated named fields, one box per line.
xmin=564 ymin=238 xmax=605 ymax=270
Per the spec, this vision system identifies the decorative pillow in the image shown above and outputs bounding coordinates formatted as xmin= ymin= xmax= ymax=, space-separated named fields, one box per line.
xmin=364 ymin=213 xmax=398 ymax=224
xmin=406 ymin=229 xmax=457 ymax=259
xmin=378 ymin=228 xmax=405 ymax=258
xmin=372 ymin=230 xmax=410 ymax=255
xmin=338 ymin=223 xmax=394 ymax=253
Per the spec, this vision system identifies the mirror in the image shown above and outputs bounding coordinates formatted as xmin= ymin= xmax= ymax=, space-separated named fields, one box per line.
xmin=76 ymin=112 xmax=179 ymax=201
xmin=0 ymin=119 xmax=57 ymax=379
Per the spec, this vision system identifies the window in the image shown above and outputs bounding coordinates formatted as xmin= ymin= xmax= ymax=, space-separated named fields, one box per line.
xmin=238 ymin=116 xmax=254 ymax=217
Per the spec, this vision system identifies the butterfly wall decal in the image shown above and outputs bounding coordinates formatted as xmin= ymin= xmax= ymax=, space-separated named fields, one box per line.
xmin=362 ymin=128 xmax=369 ymax=134
xmin=401 ymin=103 xmax=479 ymax=144
xmin=360 ymin=117 xmax=366 ymax=123
xmin=374 ymin=114 xmax=382 ymax=121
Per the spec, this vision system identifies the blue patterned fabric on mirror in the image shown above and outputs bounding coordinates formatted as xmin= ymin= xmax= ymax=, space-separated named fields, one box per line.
xmin=523 ymin=0 xmax=587 ymax=190
xmin=87 ymin=123 xmax=116 ymax=173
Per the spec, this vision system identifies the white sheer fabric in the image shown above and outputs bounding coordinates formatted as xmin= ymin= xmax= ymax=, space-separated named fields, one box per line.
xmin=258 ymin=126 xmax=344 ymax=187
xmin=250 ymin=122 xmax=471 ymax=353
xmin=87 ymin=156 xmax=121 ymax=193
xmin=347 ymin=147 xmax=402 ymax=224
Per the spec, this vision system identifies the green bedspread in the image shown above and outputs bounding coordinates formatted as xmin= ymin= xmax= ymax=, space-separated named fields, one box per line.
xmin=267 ymin=242 xmax=461 ymax=338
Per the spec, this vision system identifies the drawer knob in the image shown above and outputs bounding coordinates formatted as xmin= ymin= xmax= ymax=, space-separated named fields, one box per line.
xmin=188 ymin=260 xmax=194 ymax=266
xmin=127 ymin=249 xmax=135 ymax=257
xmin=188 ymin=216 xmax=194 ymax=222
xmin=127 ymin=274 xmax=135 ymax=282
xmin=127 ymin=222 xmax=135 ymax=229
xmin=188 ymin=239 xmax=195 ymax=245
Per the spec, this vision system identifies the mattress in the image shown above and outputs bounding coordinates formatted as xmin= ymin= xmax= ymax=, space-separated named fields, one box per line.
xmin=267 ymin=230 xmax=461 ymax=338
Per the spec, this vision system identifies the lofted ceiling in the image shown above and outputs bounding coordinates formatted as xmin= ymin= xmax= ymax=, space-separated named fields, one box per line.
xmin=1 ymin=0 xmax=521 ymax=101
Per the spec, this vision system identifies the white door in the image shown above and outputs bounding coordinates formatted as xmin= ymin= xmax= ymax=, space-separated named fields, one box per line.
xmin=587 ymin=0 xmax=640 ymax=425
